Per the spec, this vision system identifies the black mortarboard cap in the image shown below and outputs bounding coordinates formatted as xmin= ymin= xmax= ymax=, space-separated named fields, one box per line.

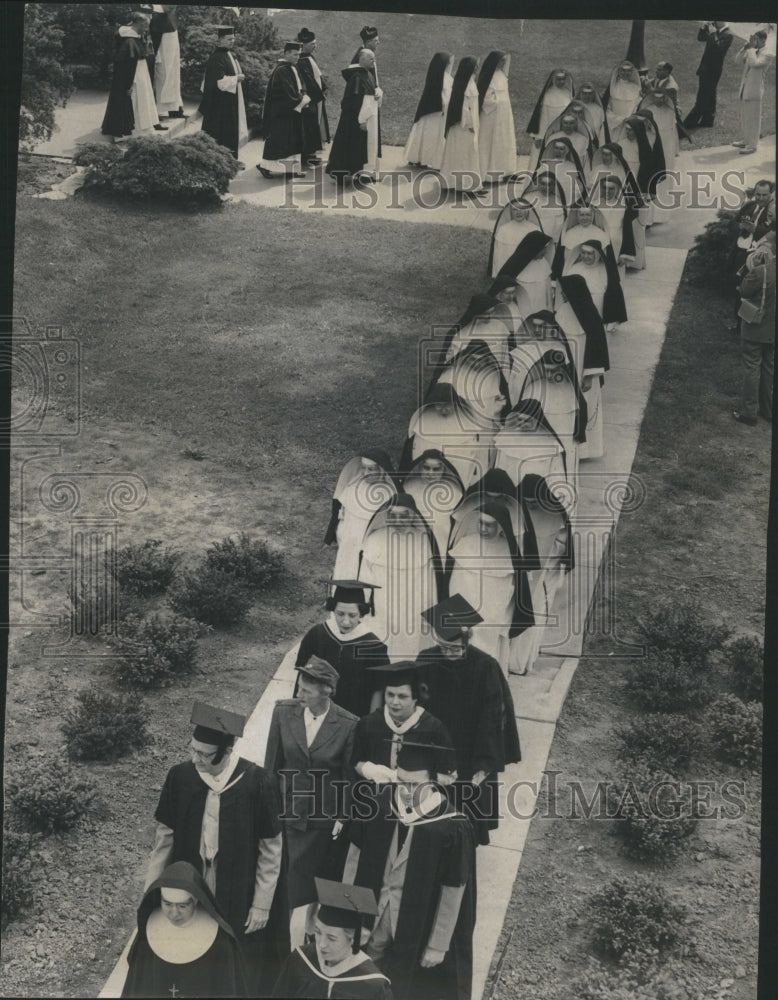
xmin=315 ymin=878 xmax=378 ymax=953
xmin=217 ymin=26 xmax=235 ymax=38
xmin=421 ymin=594 xmax=483 ymax=641
xmin=329 ymin=578 xmax=380 ymax=614
xmin=190 ymin=701 xmax=246 ymax=744
xmin=364 ymin=660 xmax=420 ymax=691
xmin=284 ymin=40 xmax=303 ymax=51
xmin=393 ymin=737 xmax=452 ymax=773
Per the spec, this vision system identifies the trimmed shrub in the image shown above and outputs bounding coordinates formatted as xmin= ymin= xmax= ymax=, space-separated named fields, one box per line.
xmin=76 ymin=133 xmax=240 ymax=205
xmin=686 ymin=208 xmax=740 ymax=290
xmin=615 ymin=714 xmax=699 ymax=773
xmin=624 ymin=651 xmax=712 ymax=713
xmin=62 ymin=688 xmax=150 ymax=761
xmin=168 ymin=565 xmax=253 ymax=629
xmin=72 ymin=140 xmax=124 ymax=183
xmin=110 ymin=613 xmax=204 ymax=689
xmin=588 ymin=875 xmax=688 ymax=965
xmin=608 ymin=767 xmax=697 ymax=862
xmin=7 ymin=757 xmax=99 ymax=834
xmin=68 ymin=575 xmax=119 ymax=637
xmin=707 ymin=695 xmax=762 ymax=769
xmin=635 ymin=598 xmax=731 ymax=671
xmin=723 ymin=635 xmax=763 ymax=702
xmin=1 ymin=829 xmax=36 ymax=927
xmin=204 ymin=533 xmax=284 ymax=589
xmin=115 ymin=539 xmax=181 ymax=597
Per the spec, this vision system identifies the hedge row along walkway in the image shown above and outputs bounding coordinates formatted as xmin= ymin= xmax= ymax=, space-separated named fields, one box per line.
xmin=99 ymin=134 xmax=774 ymax=998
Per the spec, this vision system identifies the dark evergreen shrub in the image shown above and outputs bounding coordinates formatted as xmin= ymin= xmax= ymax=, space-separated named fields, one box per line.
xmin=62 ymin=688 xmax=150 ymax=761
xmin=115 ymin=539 xmax=181 ymax=597
xmin=608 ymin=767 xmax=697 ymax=862
xmin=204 ymin=533 xmax=284 ymax=589
xmin=168 ymin=565 xmax=253 ymax=629
xmin=110 ymin=612 xmax=204 ymax=689
xmin=587 ymin=875 xmax=688 ymax=964
xmin=7 ymin=757 xmax=99 ymax=834
xmin=707 ymin=695 xmax=762 ymax=769
xmin=624 ymin=652 xmax=712 ymax=713
xmin=615 ymin=714 xmax=699 ymax=773
xmin=722 ymin=635 xmax=763 ymax=702
xmin=635 ymin=598 xmax=731 ymax=671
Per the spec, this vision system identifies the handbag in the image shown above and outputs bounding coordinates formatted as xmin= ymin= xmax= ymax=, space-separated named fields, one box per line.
xmin=738 ymin=265 xmax=767 ymax=324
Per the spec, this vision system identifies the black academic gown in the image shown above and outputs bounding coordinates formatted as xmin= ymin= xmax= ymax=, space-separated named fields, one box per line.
xmin=351 ymin=708 xmax=457 ymax=775
xmin=350 ymin=791 xmax=476 ymax=1000
xmin=273 ymin=943 xmax=392 ymax=998
xmin=101 ymin=32 xmax=144 ymax=137
xmin=415 ymin=644 xmax=521 ymax=845
xmin=153 ymin=758 xmax=289 ymax=994
xmin=262 ymin=60 xmax=307 ymax=160
xmin=297 ymin=53 xmax=330 ymax=153
xmin=199 ymin=48 xmax=243 ymax=157
xmin=350 ymin=48 xmax=382 ymax=155
xmin=326 ymin=66 xmax=376 ymax=179
xmin=295 ymin=621 xmax=389 ymax=718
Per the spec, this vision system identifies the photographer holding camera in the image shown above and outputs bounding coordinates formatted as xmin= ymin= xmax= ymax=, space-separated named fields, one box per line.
xmin=728 ymin=180 xmax=775 ymax=332
xmin=683 ymin=21 xmax=733 ymax=130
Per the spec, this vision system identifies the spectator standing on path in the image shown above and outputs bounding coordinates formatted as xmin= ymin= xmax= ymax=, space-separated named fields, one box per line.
xmin=149 ymin=4 xmax=184 ymax=121
xmin=258 ymin=42 xmax=310 ymax=179
xmin=684 ymin=21 xmax=733 ymax=129
xmin=729 ymin=179 xmax=775 ymax=331
xmin=733 ymin=237 xmax=775 ymax=426
xmin=296 ymin=27 xmax=330 ymax=167
xmin=144 ymin=702 xmax=287 ymax=995
xmin=733 ymin=30 xmax=773 ymax=155
xmin=199 ymin=25 xmax=248 ymax=158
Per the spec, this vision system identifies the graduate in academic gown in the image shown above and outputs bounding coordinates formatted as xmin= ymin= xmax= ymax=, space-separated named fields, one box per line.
xmin=150 ymin=5 xmax=183 ymax=119
xmin=272 ymin=880 xmax=392 ymax=999
xmin=487 ymin=197 xmax=544 ymax=277
xmin=199 ymin=25 xmax=248 ymax=158
xmin=602 ymin=60 xmax=642 ymax=132
xmin=326 ymin=49 xmax=381 ymax=183
xmin=296 ymin=28 xmax=330 ymax=165
xmin=415 ymin=595 xmax=522 ymax=847
xmin=358 ymin=494 xmax=444 ymax=658
xmin=400 ymin=450 xmax=465 ymax=557
xmin=258 ymin=42 xmax=309 ymax=177
xmin=353 ymin=661 xmax=457 ymax=783
xmin=295 ymin=580 xmax=389 ymax=719
xmin=145 ymin=703 xmax=287 ymax=995
xmin=526 ymin=67 xmax=575 ymax=157
xmin=477 ymin=51 xmax=517 ymax=182
xmin=556 ymin=272 xmax=611 ymax=459
xmin=122 ymin=861 xmax=249 ymax=998
xmin=325 ymin=450 xmax=397 ymax=580
xmin=439 ymin=56 xmax=484 ymax=193
xmin=349 ymin=738 xmax=477 ymax=1000
xmin=404 ymin=52 xmax=454 ymax=170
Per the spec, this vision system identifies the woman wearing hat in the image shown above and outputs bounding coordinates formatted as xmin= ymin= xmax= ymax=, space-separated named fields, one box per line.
xmin=294 ymin=580 xmax=389 ymax=718
xmin=122 ymin=861 xmax=249 ymax=997
xmin=265 ymin=661 xmax=358 ymax=946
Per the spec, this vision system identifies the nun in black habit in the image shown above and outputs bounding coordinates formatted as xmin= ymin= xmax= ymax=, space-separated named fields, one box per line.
xmin=326 ymin=49 xmax=381 ymax=183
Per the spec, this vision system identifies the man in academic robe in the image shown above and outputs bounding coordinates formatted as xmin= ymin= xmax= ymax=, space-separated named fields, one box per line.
xmin=296 ymin=27 xmax=330 ymax=166
xmin=348 ymin=739 xmax=477 ymax=1000
xmin=199 ymin=25 xmax=248 ymax=158
xmin=144 ymin=702 xmax=287 ymax=994
xmin=326 ymin=49 xmax=381 ymax=183
xmin=684 ymin=21 xmax=733 ymax=129
xmin=149 ymin=4 xmax=184 ymax=120
xmin=272 ymin=879 xmax=392 ymax=999
xmin=352 ymin=26 xmax=383 ymax=156
xmin=258 ymin=41 xmax=310 ymax=178
xmin=122 ymin=861 xmax=250 ymax=998
xmin=415 ymin=596 xmax=522 ymax=847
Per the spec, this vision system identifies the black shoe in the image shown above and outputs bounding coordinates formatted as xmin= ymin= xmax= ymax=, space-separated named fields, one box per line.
xmin=732 ymin=410 xmax=757 ymax=426
xmin=153 ymin=123 xmax=169 ymax=131
xmin=306 ymin=156 xmax=322 ymax=165
xmin=168 ymin=109 xmax=186 ymax=118
xmin=257 ymin=165 xmax=273 ymax=179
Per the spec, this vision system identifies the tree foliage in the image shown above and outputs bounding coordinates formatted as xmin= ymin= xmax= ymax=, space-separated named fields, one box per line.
xmin=20 ymin=4 xmax=75 ymax=148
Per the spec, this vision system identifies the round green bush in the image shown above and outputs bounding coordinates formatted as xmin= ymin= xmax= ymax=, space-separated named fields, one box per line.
xmin=635 ymin=598 xmax=731 ymax=671
xmin=624 ymin=651 xmax=712 ymax=713
xmin=7 ymin=757 xmax=99 ymax=835
xmin=168 ymin=565 xmax=253 ymax=629
xmin=110 ymin=613 xmax=205 ymax=689
xmin=204 ymin=533 xmax=284 ymax=589
xmin=115 ymin=539 xmax=181 ymax=598
xmin=62 ymin=688 xmax=150 ymax=761
xmin=607 ymin=766 xmax=697 ymax=862
xmin=587 ymin=875 xmax=688 ymax=965
xmin=1 ymin=829 xmax=37 ymax=928
xmin=686 ymin=208 xmax=740 ymax=290
xmin=615 ymin=714 xmax=699 ymax=773
xmin=707 ymin=694 xmax=762 ymax=769
xmin=722 ymin=635 xmax=763 ymax=702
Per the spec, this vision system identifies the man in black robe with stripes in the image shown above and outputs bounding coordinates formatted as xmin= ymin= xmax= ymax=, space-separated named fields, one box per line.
xmin=198 ymin=25 xmax=247 ymax=158
xmin=258 ymin=41 xmax=309 ymax=178
xmin=296 ymin=27 xmax=329 ymax=166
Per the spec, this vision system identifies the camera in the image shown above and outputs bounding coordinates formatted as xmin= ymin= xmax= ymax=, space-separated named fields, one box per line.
xmin=5 ymin=319 xmax=81 ymax=436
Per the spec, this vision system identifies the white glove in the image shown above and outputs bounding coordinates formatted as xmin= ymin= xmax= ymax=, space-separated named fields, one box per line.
xmin=362 ymin=762 xmax=397 ymax=783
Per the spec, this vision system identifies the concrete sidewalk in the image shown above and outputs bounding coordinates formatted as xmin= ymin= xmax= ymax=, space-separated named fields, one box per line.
xmin=96 ymin=137 xmax=774 ymax=997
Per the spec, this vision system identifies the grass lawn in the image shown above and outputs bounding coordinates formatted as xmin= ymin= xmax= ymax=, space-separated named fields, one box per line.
xmin=487 ymin=264 xmax=767 ymax=999
xmin=270 ymin=14 xmax=775 ymax=153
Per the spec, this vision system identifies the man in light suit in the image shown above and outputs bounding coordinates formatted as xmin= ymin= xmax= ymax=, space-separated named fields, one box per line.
xmin=264 ymin=656 xmax=357 ymax=946
xmin=733 ymin=30 xmax=773 ymax=154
